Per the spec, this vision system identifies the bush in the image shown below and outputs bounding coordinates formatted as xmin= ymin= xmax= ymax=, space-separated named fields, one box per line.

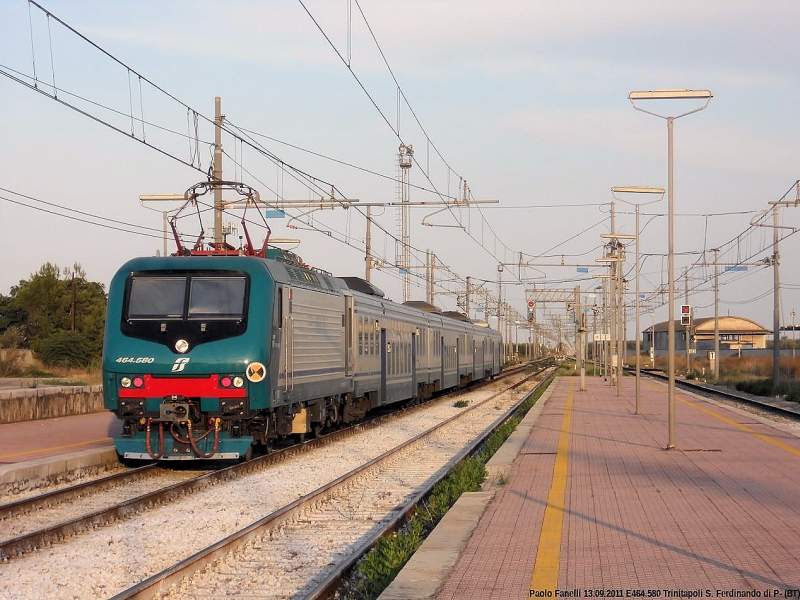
xmin=0 ymin=326 xmax=26 ymax=376
xmin=38 ymin=331 xmax=93 ymax=368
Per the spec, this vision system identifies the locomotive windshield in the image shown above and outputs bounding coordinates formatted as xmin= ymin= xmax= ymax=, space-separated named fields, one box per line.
xmin=188 ymin=277 xmax=246 ymax=319
xmin=127 ymin=275 xmax=247 ymax=320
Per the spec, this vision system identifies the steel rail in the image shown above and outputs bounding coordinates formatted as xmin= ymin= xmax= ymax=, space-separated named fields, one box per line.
xmin=110 ymin=367 xmax=553 ymax=599
xmin=0 ymin=363 xmax=544 ymax=562
xmin=0 ymin=464 xmax=158 ymax=521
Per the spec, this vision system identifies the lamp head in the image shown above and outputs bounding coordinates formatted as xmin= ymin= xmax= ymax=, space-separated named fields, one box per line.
xmin=629 ymin=89 xmax=713 ymax=100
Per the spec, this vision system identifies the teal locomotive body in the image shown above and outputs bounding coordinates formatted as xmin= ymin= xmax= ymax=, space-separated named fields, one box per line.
xmin=103 ymin=251 xmax=502 ymax=461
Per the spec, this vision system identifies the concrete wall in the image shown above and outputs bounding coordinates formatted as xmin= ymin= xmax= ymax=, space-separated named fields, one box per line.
xmin=0 ymin=385 xmax=104 ymax=424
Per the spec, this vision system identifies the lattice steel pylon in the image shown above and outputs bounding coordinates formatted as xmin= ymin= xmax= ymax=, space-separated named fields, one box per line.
xmin=396 ymin=144 xmax=414 ymax=302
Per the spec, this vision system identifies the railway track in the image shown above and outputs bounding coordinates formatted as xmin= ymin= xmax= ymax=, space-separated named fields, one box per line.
xmin=112 ymin=367 xmax=553 ymax=600
xmin=637 ymin=368 xmax=800 ymax=420
xmin=0 ymin=366 xmax=551 ymax=598
xmin=0 ymin=361 xmax=547 ymax=565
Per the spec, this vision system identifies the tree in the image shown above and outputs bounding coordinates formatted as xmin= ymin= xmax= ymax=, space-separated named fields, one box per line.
xmin=1 ymin=262 xmax=107 ymax=366
xmin=0 ymin=295 xmax=27 ymax=336
xmin=10 ymin=262 xmax=68 ymax=346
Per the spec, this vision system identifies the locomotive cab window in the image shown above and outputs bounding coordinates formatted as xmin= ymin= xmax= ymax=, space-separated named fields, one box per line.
xmin=128 ymin=277 xmax=186 ymax=319
xmin=126 ymin=275 xmax=247 ymax=321
xmin=188 ymin=277 xmax=246 ymax=320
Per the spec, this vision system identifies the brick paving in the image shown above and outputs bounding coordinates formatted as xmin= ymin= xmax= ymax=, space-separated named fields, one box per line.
xmin=436 ymin=376 xmax=800 ymax=598
xmin=0 ymin=412 xmax=120 ymax=464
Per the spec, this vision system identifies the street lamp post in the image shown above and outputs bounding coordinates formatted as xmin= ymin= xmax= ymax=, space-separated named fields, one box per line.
xmin=628 ymin=88 xmax=713 ymax=450
xmin=611 ymin=186 xmax=665 ymax=414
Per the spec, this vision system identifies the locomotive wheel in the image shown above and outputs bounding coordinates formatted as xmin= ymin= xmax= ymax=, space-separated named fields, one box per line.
xmin=238 ymin=445 xmax=254 ymax=463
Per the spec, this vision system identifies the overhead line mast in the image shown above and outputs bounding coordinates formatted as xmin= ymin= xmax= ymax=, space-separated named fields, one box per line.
xmin=213 ymin=97 xmax=225 ymax=247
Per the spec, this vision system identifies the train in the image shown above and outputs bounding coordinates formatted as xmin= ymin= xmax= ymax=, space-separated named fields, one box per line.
xmin=102 ymin=247 xmax=503 ymax=461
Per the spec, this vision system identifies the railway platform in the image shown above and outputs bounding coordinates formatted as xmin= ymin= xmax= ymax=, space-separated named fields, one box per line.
xmin=0 ymin=412 xmax=121 ymax=493
xmin=382 ymin=375 xmax=800 ymax=599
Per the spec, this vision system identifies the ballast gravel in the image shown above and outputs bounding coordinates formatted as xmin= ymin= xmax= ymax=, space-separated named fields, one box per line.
xmin=0 ymin=376 xmax=530 ymax=599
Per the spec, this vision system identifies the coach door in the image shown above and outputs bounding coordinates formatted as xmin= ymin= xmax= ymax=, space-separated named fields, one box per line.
xmin=380 ymin=328 xmax=388 ymax=404
xmin=440 ymin=335 xmax=445 ymax=388
xmin=411 ymin=330 xmax=418 ymax=399
xmin=472 ymin=339 xmax=477 ymax=382
xmin=344 ymin=295 xmax=354 ymax=377
xmin=456 ymin=336 xmax=461 ymax=385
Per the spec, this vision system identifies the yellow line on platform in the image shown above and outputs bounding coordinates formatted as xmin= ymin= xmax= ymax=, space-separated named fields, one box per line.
xmin=529 ymin=379 xmax=573 ymax=591
xmin=0 ymin=438 xmax=110 ymax=460
xmin=677 ymin=395 xmax=800 ymax=457
xmin=644 ymin=380 xmax=800 ymax=457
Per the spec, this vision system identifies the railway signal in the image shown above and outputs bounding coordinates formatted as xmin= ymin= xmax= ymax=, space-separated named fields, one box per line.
xmin=680 ymin=304 xmax=691 ymax=326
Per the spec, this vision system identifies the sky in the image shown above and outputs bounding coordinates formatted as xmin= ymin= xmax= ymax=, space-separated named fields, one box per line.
xmin=2 ymin=0 xmax=800 ymax=341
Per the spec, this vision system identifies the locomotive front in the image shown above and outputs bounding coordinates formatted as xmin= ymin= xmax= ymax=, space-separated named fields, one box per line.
xmin=102 ymin=256 xmax=274 ymax=461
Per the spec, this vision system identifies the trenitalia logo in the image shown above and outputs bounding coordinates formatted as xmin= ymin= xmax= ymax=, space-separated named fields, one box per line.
xmin=172 ymin=357 xmax=190 ymax=372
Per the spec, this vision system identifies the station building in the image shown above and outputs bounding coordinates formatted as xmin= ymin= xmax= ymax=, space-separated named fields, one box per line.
xmin=642 ymin=315 xmax=770 ymax=356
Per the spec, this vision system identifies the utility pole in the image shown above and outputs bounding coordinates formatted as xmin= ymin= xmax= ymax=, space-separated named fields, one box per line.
xmin=772 ymin=203 xmax=781 ymax=387
xmin=397 ymin=144 xmax=413 ymax=302
xmin=465 ymin=276 xmax=472 ymax=318
xmin=684 ymin=267 xmax=692 ymax=373
xmin=70 ymin=272 xmax=76 ymax=332
xmin=572 ymin=286 xmax=588 ymax=391
xmin=750 ymin=183 xmax=800 ymax=389
xmin=497 ymin=264 xmax=504 ymax=350
xmin=425 ymin=250 xmax=433 ymax=304
xmin=213 ymin=96 xmax=224 ymax=246
xmin=616 ymin=241 xmax=624 ymax=397
xmin=610 ymin=202 xmax=617 ymax=389
xmin=365 ymin=206 xmax=373 ymax=281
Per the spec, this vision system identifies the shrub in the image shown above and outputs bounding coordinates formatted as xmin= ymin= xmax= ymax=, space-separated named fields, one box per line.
xmin=0 ymin=326 xmax=26 ymax=376
xmin=39 ymin=331 xmax=92 ymax=368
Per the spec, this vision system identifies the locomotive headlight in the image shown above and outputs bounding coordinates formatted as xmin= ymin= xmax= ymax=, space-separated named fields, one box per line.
xmin=233 ymin=376 xmax=244 ymax=388
xmin=175 ymin=339 xmax=190 ymax=353
xmin=120 ymin=377 xmax=132 ymax=388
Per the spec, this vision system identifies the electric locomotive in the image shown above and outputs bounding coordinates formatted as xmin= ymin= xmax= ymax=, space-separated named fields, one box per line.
xmin=102 ymin=182 xmax=502 ymax=461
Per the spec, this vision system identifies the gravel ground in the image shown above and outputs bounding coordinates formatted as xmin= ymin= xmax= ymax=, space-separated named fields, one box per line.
xmin=0 ymin=464 xmax=129 ymax=503
xmin=0 ymin=375 xmax=530 ymax=599
xmin=0 ymin=469 xmax=203 ymax=542
xmin=159 ymin=378 xmax=535 ymax=599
